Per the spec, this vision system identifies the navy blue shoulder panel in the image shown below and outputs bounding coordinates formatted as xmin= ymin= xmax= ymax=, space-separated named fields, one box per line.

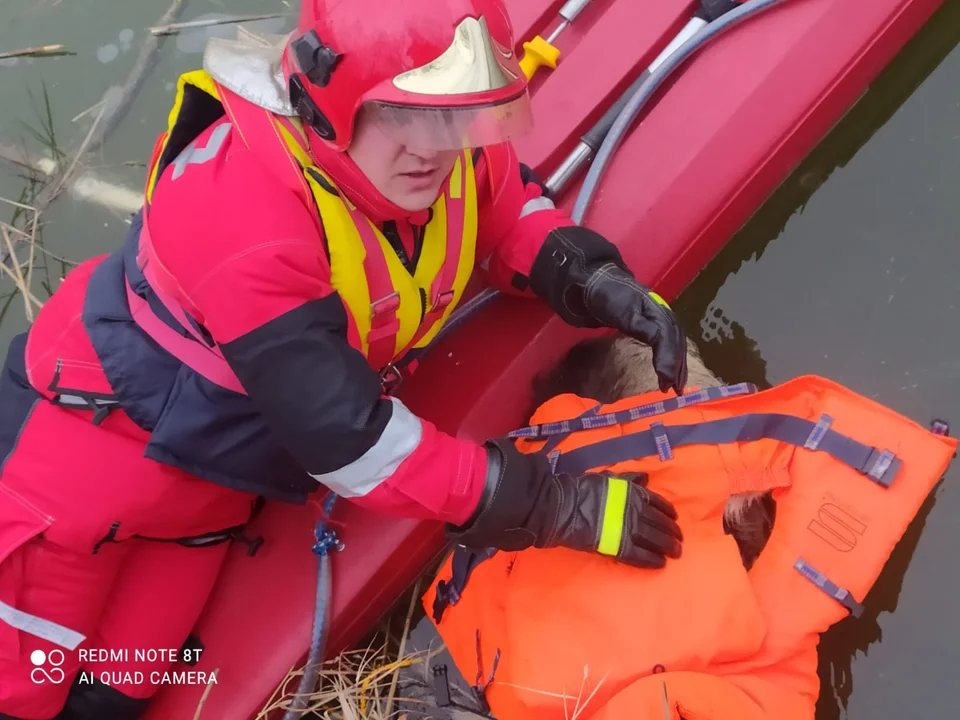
xmin=83 ymin=244 xmax=180 ymax=431
xmin=81 ymin=214 xmax=314 ymax=503
xmin=145 ymin=367 xmax=314 ymax=503
xmin=0 ymin=332 xmax=42 ymax=476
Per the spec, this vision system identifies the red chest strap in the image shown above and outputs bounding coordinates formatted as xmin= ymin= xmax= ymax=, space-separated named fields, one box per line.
xmin=349 ymin=207 xmax=401 ymax=372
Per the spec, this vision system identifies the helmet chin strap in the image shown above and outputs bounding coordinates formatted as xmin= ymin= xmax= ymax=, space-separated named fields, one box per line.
xmin=304 ymin=125 xmax=433 ymax=227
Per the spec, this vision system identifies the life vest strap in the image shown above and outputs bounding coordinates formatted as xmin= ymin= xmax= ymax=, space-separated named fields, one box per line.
xmin=45 ymin=360 xmax=120 ymax=426
xmin=508 ymin=383 xmax=758 ymax=441
xmin=124 ymin=275 xmax=247 ymax=395
xmin=543 ymin=404 xmax=601 ymax=456
xmin=404 ymin=158 xmax=469 ymax=354
xmin=432 ymin=546 xmax=499 ymax=624
xmin=350 ymin=208 xmax=402 ymax=370
xmin=50 ymin=394 xmax=119 ymax=426
xmin=794 ymin=558 xmax=865 ymax=617
xmin=554 ymin=412 xmax=902 ymax=488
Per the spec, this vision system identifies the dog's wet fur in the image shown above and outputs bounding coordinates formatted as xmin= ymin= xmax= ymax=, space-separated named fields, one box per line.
xmin=531 ymin=334 xmax=775 ymax=570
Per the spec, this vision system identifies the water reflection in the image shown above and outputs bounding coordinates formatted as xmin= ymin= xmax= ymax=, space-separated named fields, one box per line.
xmin=674 ymin=2 xmax=960 ymax=716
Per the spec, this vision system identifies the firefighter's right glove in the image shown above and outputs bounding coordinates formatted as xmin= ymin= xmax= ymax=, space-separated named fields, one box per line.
xmin=447 ymin=438 xmax=682 ymax=569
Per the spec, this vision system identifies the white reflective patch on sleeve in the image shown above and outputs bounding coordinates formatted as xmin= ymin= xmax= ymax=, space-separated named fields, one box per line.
xmin=310 ymin=397 xmax=423 ymax=497
xmin=518 ymin=195 xmax=555 ymax=219
xmin=171 ymin=122 xmax=232 ymax=180
xmin=0 ymin=598 xmax=86 ymax=650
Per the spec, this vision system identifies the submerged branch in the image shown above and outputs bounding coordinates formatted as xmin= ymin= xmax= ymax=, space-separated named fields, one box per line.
xmin=85 ymin=0 xmax=190 ymax=157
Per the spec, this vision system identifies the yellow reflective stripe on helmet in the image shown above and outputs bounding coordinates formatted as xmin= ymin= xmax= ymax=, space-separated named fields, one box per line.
xmin=147 ymin=70 xmax=222 ymax=202
xmin=648 ymin=291 xmax=671 ymax=310
xmin=597 ymin=477 xmax=629 ymax=556
xmin=412 ymin=151 xmax=478 ymax=348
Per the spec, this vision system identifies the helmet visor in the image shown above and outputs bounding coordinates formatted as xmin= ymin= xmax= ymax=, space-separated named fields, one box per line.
xmin=362 ymin=92 xmax=534 ymax=151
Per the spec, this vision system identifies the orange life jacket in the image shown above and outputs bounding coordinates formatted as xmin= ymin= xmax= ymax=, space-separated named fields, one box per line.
xmin=424 ymin=376 xmax=956 ymax=719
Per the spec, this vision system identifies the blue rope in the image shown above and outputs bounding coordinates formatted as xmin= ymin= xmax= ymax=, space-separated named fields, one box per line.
xmin=282 ymin=492 xmax=341 ymax=719
xmin=312 ymin=492 xmax=342 ymax=557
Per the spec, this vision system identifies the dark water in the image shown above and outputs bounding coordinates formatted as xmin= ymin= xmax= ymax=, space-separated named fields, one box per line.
xmin=2 ymin=0 xmax=960 ymax=717
xmin=673 ymin=1 xmax=960 ymax=716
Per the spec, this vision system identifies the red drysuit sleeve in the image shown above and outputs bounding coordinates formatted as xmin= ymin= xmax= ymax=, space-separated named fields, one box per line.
xmin=473 ymin=143 xmax=577 ymax=294
xmin=147 ymin=118 xmax=487 ymax=525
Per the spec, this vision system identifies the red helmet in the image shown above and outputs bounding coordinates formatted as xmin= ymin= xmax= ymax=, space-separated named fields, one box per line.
xmin=282 ymin=0 xmax=533 ymax=152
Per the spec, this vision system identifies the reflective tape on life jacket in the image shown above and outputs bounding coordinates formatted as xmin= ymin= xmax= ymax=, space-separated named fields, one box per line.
xmin=129 ymin=70 xmax=478 ymax=389
xmin=424 ymin=375 xmax=958 ymax=720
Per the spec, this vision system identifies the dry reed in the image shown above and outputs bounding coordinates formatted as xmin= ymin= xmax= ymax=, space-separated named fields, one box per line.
xmin=150 ymin=13 xmax=284 ymax=37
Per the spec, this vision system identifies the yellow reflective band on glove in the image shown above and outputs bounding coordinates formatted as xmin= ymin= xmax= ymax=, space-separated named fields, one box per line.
xmin=597 ymin=477 xmax=629 ymax=556
xmin=648 ymin=291 xmax=671 ymax=310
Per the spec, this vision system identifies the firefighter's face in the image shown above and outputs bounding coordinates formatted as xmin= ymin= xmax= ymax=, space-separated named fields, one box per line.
xmin=348 ymin=109 xmax=460 ymax=212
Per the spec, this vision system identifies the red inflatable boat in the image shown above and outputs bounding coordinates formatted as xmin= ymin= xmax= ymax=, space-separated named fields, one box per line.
xmin=144 ymin=0 xmax=944 ymax=716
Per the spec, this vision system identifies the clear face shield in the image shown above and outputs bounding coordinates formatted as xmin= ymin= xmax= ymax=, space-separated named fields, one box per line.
xmin=362 ymin=94 xmax=533 ymax=151
xmin=362 ymin=15 xmax=534 ymax=151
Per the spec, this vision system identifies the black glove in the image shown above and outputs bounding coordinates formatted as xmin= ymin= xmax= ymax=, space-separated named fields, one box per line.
xmin=448 ymin=439 xmax=682 ymax=569
xmin=528 ymin=226 xmax=688 ymax=394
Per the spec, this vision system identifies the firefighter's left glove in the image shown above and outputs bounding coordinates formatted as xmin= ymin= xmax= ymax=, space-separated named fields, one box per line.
xmin=529 ymin=227 xmax=688 ymax=394
xmin=447 ymin=438 xmax=683 ymax=569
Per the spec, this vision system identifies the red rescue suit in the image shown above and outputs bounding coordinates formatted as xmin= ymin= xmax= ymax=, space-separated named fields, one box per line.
xmin=0 ymin=67 xmax=575 ymax=718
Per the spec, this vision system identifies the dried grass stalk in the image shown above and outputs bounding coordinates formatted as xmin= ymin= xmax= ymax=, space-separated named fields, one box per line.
xmin=150 ymin=13 xmax=284 ymax=36
xmin=0 ymin=44 xmax=70 ymax=60
xmin=0 ymin=224 xmax=43 ymax=319
xmin=384 ymin=580 xmax=421 ymax=718
xmin=192 ymin=668 xmax=219 ymax=720
xmin=256 ymin=641 xmax=442 ymax=720
xmin=43 ymin=101 xmax=108 ymax=210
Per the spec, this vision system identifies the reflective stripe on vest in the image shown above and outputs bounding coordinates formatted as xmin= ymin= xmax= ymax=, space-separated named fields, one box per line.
xmin=129 ymin=70 xmax=478 ymax=388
